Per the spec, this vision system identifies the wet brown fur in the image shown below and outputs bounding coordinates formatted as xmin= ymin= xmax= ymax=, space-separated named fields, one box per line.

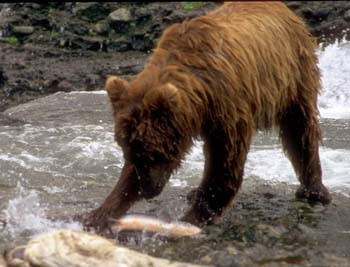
xmin=84 ymin=1 xmax=331 ymax=230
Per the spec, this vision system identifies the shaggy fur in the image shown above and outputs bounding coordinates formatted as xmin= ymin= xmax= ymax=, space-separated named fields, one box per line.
xmin=84 ymin=1 xmax=331 ymax=231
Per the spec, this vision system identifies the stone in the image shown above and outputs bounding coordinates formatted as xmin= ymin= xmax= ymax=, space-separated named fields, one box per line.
xmin=68 ymin=22 xmax=89 ymax=36
xmin=285 ymin=1 xmax=302 ymax=9
xmin=0 ymin=254 xmax=6 ymax=267
xmin=107 ymin=38 xmax=131 ymax=52
xmin=61 ymin=35 xmax=104 ymax=51
xmin=344 ymin=9 xmax=350 ymax=22
xmin=0 ymin=66 xmax=8 ymax=88
xmin=12 ymin=26 xmax=35 ymax=35
xmin=30 ymin=3 xmax=41 ymax=9
xmin=6 ymin=229 xmax=208 ymax=267
xmin=313 ymin=7 xmax=332 ymax=20
xmin=256 ymin=223 xmax=285 ymax=239
xmin=108 ymin=8 xmax=132 ymax=22
xmin=94 ymin=20 xmax=110 ymax=35
xmin=73 ymin=3 xmax=109 ymax=22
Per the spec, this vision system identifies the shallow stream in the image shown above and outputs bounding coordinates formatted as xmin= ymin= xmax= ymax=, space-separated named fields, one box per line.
xmin=0 ymin=40 xmax=350 ymax=264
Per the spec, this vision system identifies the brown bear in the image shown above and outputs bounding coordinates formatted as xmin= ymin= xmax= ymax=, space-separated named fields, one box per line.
xmin=83 ymin=1 xmax=331 ymax=231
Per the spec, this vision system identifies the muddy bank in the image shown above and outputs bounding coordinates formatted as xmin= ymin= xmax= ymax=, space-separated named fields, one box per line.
xmin=1 ymin=2 xmax=350 ymax=111
xmin=1 ymin=91 xmax=350 ymax=266
xmin=0 ymin=43 xmax=148 ymax=111
xmin=286 ymin=1 xmax=350 ymax=44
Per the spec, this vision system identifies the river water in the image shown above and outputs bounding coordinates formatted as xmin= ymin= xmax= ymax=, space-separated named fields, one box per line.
xmin=0 ymin=39 xmax=350 ymax=251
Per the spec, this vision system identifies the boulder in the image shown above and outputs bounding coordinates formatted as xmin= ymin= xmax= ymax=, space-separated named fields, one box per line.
xmin=94 ymin=20 xmax=110 ymax=35
xmin=12 ymin=26 xmax=35 ymax=35
xmin=0 ymin=254 xmax=6 ymax=267
xmin=108 ymin=8 xmax=132 ymax=22
xmin=5 ymin=229 xmax=209 ymax=267
xmin=0 ymin=66 xmax=8 ymax=88
xmin=73 ymin=3 xmax=110 ymax=23
xmin=344 ymin=9 xmax=350 ymax=22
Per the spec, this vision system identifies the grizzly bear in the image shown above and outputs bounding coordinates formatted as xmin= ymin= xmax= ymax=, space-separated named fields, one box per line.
xmin=83 ymin=2 xmax=331 ymax=231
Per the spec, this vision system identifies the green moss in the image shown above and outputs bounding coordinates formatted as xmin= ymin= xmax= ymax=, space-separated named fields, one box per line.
xmin=4 ymin=37 xmax=19 ymax=45
xmin=50 ymin=30 xmax=59 ymax=39
xmin=183 ymin=2 xmax=206 ymax=11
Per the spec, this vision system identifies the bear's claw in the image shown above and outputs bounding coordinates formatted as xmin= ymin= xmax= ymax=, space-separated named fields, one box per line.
xmin=295 ymin=184 xmax=332 ymax=205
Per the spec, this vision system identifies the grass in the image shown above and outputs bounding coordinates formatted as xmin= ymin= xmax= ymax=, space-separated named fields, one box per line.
xmin=183 ymin=2 xmax=206 ymax=11
xmin=50 ymin=30 xmax=59 ymax=39
xmin=4 ymin=37 xmax=19 ymax=45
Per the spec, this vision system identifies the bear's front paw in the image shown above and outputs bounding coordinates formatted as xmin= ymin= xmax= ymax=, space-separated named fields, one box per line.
xmin=75 ymin=209 xmax=113 ymax=234
xmin=295 ymin=183 xmax=332 ymax=205
xmin=181 ymin=206 xmax=218 ymax=228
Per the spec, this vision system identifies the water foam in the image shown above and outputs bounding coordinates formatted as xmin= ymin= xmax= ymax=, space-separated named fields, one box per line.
xmin=3 ymin=183 xmax=82 ymax=239
xmin=179 ymin=141 xmax=350 ymax=192
xmin=245 ymin=147 xmax=350 ymax=188
xmin=318 ymin=38 xmax=350 ymax=119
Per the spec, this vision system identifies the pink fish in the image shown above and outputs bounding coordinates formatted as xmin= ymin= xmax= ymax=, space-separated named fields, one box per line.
xmin=112 ymin=214 xmax=202 ymax=237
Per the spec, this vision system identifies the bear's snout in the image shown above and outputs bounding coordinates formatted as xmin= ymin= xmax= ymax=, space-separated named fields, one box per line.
xmin=138 ymin=166 xmax=170 ymax=199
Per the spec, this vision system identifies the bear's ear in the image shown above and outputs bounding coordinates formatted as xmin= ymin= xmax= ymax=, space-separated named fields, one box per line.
xmin=144 ymin=83 xmax=182 ymax=115
xmin=105 ymin=76 xmax=129 ymax=104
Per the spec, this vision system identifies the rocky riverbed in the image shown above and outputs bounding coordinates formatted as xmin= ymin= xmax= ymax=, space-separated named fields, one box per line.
xmin=1 ymin=2 xmax=350 ymax=267
xmin=0 ymin=91 xmax=350 ymax=266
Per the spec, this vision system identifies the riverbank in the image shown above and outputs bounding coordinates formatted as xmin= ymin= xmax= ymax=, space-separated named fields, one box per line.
xmin=1 ymin=2 xmax=350 ymax=111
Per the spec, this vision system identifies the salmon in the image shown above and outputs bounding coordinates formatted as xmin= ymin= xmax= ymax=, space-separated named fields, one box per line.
xmin=112 ymin=214 xmax=202 ymax=237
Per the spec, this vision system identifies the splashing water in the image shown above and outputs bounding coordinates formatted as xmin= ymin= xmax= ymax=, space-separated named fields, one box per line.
xmin=3 ymin=183 xmax=82 ymax=239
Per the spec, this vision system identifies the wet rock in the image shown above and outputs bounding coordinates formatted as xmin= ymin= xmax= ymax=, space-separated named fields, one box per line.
xmin=84 ymin=74 xmax=101 ymax=91
xmin=314 ymin=253 xmax=350 ymax=267
xmin=6 ymin=230 xmax=208 ymax=267
xmin=29 ymin=3 xmax=41 ymax=10
xmin=5 ymin=245 xmax=28 ymax=267
xmin=61 ymin=35 xmax=104 ymax=51
xmin=131 ymin=33 xmax=153 ymax=52
xmin=93 ymin=20 xmax=110 ymax=35
xmin=285 ymin=1 xmax=302 ymax=9
xmin=163 ymin=9 xmax=189 ymax=24
xmin=287 ymin=1 xmax=350 ymax=43
xmin=344 ymin=9 xmax=350 ymax=22
xmin=12 ymin=26 xmax=34 ymax=35
xmin=73 ymin=3 xmax=110 ymax=23
xmin=0 ymin=66 xmax=8 ymax=88
xmin=0 ymin=254 xmax=6 ymax=267
xmin=106 ymin=37 xmax=131 ymax=52
xmin=301 ymin=7 xmax=332 ymax=22
xmin=4 ymin=91 xmax=112 ymax=125
xmin=108 ymin=7 xmax=132 ymax=22
xmin=66 ymin=22 xmax=89 ymax=36
xmin=256 ymin=223 xmax=286 ymax=239
xmin=115 ymin=61 xmax=143 ymax=76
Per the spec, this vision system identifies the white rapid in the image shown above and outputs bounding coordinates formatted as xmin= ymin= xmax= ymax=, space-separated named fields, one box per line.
xmin=318 ymin=38 xmax=350 ymax=119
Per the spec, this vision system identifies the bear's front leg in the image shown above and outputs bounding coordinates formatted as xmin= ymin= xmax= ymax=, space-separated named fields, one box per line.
xmin=80 ymin=163 xmax=142 ymax=232
xmin=182 ymin=126 xmax=252 ymax=226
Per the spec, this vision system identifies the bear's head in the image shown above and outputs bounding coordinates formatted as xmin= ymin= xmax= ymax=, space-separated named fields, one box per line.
xmin=105 ymin=76 xmax=192 ymax=199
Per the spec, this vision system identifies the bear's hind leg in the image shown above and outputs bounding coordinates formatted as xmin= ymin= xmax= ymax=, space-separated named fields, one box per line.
xmin=183 ymin=123 xmax=252 ymax=226
xmin=279 ymin=104 xmax=331 ymax=205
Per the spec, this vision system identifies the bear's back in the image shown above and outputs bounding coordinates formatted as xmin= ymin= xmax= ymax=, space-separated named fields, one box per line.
xmin=150 ymin=2 xmax=320 ymax=129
